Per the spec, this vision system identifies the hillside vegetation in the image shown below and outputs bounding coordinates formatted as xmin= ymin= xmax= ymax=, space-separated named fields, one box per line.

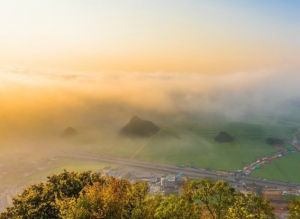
xmin=0 ymin=170 xmax=280 ymax=219
xmin=121 ymin=116 xmax=160 ymax=137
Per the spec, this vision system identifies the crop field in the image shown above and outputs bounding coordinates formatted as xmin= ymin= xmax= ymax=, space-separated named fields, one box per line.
xmin=52 ymin=112 xmax=299 ymax=181
xmin=134 ymin=121 xmax=295 ymax=171
xmin=85 ymin=116 xmax=296 ymax=172
xmin=2 ymin=113 xmax=297 ymax=190
xmin=251 ymin=152 xmax=300 ymax=184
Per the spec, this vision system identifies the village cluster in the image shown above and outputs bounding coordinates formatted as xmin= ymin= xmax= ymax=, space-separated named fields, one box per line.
xmin=100 ymin=166 xmax=183 ymax=195
xmin=240 ymin=135 xmax=300 ymax=176
xmin=99 ymin=165 xmax=300 ymax=218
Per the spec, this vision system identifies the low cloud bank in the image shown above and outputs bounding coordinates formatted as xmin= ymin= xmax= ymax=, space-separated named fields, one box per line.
xmin=0 ymin=69 xmax=300 ymax=137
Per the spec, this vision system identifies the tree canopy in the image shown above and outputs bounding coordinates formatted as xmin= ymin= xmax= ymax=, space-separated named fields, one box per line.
xmin=0 ymin=170 xmax=277 ymax=219
xmin=288 ymin=199 xmax=300 ymax=219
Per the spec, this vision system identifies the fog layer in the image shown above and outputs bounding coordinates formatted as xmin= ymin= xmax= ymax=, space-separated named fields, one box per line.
xmin=1 ymin=70 xmax=300 ymax=137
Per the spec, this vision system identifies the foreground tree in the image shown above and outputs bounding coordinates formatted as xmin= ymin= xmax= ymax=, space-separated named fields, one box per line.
xmin=183 ymin=180 xmax=274 ymax=219
xmin=288 ymin=199 xmax=300 ymax=219
xmin=0 ymin=171 xmax=276 ymax=219
xmin=58 ymin=179 xmax=155 ymax=219
xmin=226 ymin=194 xmax=275 ymax=219
xmin=155 ymin=194 xmax=202 ymax=219
xmin=0 ymin=171 xmax=104 ymax=219
xmin=184 ymin=180 xmax=235 ymax=219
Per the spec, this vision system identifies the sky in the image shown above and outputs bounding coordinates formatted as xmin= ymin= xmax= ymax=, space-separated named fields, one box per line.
xmin=0 ymin=0 xmax=299 ymax=73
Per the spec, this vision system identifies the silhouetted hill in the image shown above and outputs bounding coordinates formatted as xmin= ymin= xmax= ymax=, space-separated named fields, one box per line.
xmin=215 ymin=131 xmax=234 ymax=143
xmin=61 ymin=127 xmax=78 ymax=137
xmin=121 ymin=116 xmax=160 ymax=137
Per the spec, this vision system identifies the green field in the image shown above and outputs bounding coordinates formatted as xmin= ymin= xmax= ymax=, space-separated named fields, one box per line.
xmin=32 ymin=114 xmax=299 ymax=183
xmin=251 ymin=152 xmax=300 ymax=184
xmin=86 ymin=116 xmax=296 ymax=173
xmin=134 ymin=121 xmax=295 ymax=171
xmin=1 ymin=115 xmax=299 ymax=194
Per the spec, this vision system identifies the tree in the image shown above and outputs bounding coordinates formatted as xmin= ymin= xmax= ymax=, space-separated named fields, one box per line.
xmin=182 ymin=179 xmax=274 ymax=219
xmin=155 ymin=194 xmax=202 ymax=219
xmin=2 ymin=183 xmax=59 ymax=219
xmin=1 ymin=172 xmax=276 ymax=219
xmin=57 ymin=177 xmax=155 ymax=219
xmin=288 ymin=199 xmax=300 ymax=219
xmin=0 ymin=170 xmax=105 ymax=219
xmin=184 ymin=180 xmax=235 ymax=219
xmin=226 ymin=194 xmax=274 ymax=219
xmin=58 ymin=179 xmax=131 ymax=219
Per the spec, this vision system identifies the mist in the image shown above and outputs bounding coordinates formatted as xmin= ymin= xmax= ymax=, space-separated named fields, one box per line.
xmin=1 ymin=69 xmax=300 ymax=156
xmin=1 ymin=69 xmax=300 ymax=134
xmin=2 ymin=69 xmax=299 ymax=154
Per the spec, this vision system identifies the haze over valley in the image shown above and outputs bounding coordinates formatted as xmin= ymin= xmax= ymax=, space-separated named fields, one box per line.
xmin=1 ymin=1 xmax=300 ymax=215
xmin=1 ymin=71 xmax=300 ymax=191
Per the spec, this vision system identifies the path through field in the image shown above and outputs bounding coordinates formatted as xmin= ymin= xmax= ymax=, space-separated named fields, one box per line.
xmin=244 ymin=128 xmax=300 ymax=176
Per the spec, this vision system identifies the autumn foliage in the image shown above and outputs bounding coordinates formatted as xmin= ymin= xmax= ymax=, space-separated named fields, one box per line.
xmin=0 ymin=170 xmax=278 ymax=219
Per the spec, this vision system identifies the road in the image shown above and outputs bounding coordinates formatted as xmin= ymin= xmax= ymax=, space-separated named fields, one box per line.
xmin=60 ymin=152 xmax=300 ymax=191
